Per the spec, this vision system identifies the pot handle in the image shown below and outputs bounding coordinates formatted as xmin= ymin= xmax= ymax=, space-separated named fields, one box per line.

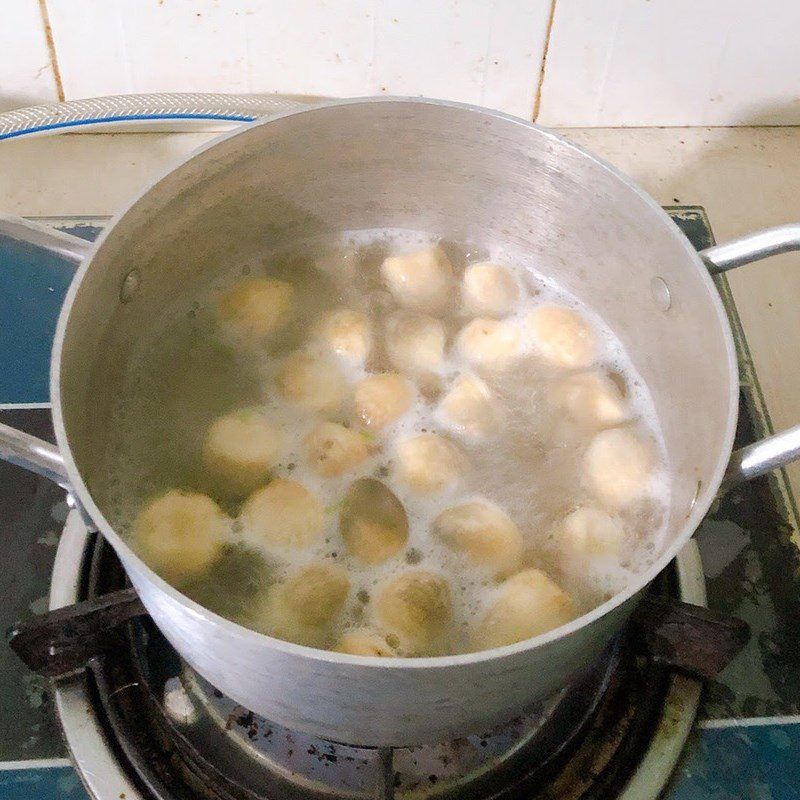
xmin=3 ymin=216 xmax=800 ymax=489
xmin=0 ymin=213 xmax=93 ymax=266
xmin=700 ymin=224 xmax=800 ymax=485
xmin=0 ymin=214 xmax=89 ymax=488
xmin=0 ymin=422 xmax=70 ymax=489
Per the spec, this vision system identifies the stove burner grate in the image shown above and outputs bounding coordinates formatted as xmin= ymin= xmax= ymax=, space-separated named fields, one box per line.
xmin=68 ymin=536 xmax=695 ymax=799
xmin=10 ymin=522 xmax=747 ymax=800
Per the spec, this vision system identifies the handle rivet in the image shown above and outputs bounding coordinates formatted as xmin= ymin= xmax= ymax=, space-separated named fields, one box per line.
xmin=120 ymin=269 xmax=141 ymax=303
xmin=650 ymin=276 xmax=671 ymax=311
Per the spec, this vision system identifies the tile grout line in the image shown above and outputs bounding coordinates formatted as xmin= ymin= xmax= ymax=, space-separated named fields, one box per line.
xmin=37 ymin=0 xmax=65 ymax=102
xmin=478 ymin=0 xmax=498 ymax=105
xmin=531 ymin=0 xmax=557 ymax=122
xmin=0 ymin=758 xmax=71 ymax=771
xmin=699 ymin=715 xmax=800 ymax=729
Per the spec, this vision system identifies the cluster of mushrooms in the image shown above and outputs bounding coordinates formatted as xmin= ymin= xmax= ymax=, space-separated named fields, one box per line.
xmin=132 ymin=244 xmax=657 ymax=657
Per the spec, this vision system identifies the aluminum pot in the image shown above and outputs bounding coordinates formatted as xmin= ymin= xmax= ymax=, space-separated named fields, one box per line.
xmin=2 ymin=98 xmax=800 ymax=746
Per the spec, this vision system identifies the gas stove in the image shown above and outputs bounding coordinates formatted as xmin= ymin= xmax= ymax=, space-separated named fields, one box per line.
xmin=41 ymin=511 xmax=709 ymax=800
xmin=1 ymin=209 xmax=799 ymax=799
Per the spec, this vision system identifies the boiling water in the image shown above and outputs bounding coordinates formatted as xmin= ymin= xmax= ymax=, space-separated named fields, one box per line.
xmin=100 ymin=230 xmax=670 ymax=655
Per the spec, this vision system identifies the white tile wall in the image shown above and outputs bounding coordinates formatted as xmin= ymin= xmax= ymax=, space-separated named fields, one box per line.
xmin=45 ymin=0 xmax=375 ymax=98
xmin=371 ymin=0 xmax=551 ymax=115
xmin=0 ymin=1 xmax=59 ymax=112
xmin=3 ymin=0 xmax=799 ymax=126
xmin=44 ymin=0 xmax=551 ymax=119
xmin=536 ymin=0 xmax=800 ymax=127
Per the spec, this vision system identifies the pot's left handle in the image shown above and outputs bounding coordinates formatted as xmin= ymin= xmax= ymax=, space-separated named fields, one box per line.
xmin=0 ymin=213 xmax=92 ymax=266
xmin=0 ymin=422 xmax=70 ymax=489
xmin=700 ymin=224 xmax=800 ymax=486
xmin=0 ymin=213 xmax=91 ymax=489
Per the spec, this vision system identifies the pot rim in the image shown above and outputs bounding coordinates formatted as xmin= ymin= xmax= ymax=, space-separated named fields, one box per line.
xmin=50 ymin=96 xmax=739 ymax=669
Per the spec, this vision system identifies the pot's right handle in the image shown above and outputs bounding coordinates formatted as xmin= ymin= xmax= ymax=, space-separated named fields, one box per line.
xmin=0 ymin=214 xmax=90 ymax=489
xmin=700 ymin=224 xmax=800 ymax=486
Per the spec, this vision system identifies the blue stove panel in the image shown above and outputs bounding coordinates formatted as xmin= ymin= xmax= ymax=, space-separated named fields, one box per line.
xmin=0 ymin=225 xmax=101 ymax=404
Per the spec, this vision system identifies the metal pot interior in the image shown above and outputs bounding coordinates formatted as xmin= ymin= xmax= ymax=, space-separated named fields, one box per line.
xmin=58 ymin=98 xmax=737 ymax=584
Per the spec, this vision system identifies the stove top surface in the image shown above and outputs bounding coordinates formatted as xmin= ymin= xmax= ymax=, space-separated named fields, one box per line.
xmin=1 ymin=209 xmax=800 ymax=799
